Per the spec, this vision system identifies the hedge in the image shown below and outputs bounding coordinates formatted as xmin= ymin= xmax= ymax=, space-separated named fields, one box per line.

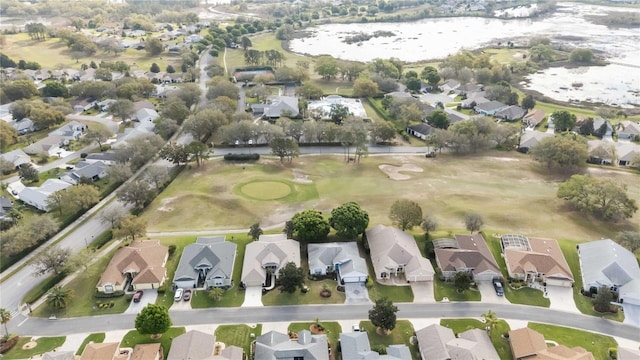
xmin=94 ymin=290 xmax=125 ymax=298
xmin=224 ymin=153 xmax=260 ymax=161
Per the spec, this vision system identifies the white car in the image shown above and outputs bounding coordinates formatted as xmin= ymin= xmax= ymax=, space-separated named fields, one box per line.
xmin=174 ymin=288 xmax=183 ymax=302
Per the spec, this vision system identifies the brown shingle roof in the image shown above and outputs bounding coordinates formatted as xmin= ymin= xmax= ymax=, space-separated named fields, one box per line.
xmin=98 ymin=240 xmax=168 ymax=288
xmin=504 ymin=237 xmax=573 ymax=281
xmin=435 ymin=234 xmax=500 ymax=277
xmin=80 ymin=342 xmax=119 ymax=360
xmin=509 ymin=328 xmax=546 ymax=359
xmin=131 ymin=343 xmax=162 ymax=360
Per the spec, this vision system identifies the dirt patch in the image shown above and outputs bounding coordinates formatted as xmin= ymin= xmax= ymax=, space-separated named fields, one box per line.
xmin=261 ymin=204 xmax=309 ymax=227
xmin=158 ymin=196 xmax=178 ymax=212
xmin=293 ymin=169 xmax=313 ymax=183
xmin=22 ymin=341 xmax=37 ymax=350
xmin=378 ymin=164 xmax=423 ymax=180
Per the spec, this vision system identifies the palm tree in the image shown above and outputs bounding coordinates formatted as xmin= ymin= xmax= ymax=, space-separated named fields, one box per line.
xmin=0 ymin=308 xmax=11 ymax=338
xmin=482 ymin=310 xmax=499 ymax=333
xmin=47 ymin=286 xmax=74 ymax=309
xmin=208 ymin=287 xmax=224 ymax=302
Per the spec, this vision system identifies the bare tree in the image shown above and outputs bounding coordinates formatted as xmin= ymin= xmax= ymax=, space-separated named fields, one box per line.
xmin=100 ymin=207 xmax=126 ymax=228
xmin=32 ymin=247 xmax=71 ymax=276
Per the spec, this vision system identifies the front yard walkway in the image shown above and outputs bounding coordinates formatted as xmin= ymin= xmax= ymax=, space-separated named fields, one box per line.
xmin=241 ymin=286 xmax=263 ymax=307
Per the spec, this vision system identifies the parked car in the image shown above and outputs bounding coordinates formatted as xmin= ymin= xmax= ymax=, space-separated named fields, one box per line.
xmin=174 ymin=288 xmax=184 ymax=301
xmin=183 ymin=289 xmax=192 ymax=301
xmin=493 ymin=279 xmax=504 ymax=296
xmin=133 ymin=290 xmax=143 ymax=303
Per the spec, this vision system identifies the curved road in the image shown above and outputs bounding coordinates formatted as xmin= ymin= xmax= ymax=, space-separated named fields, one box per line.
xmin=9 ymin=302 xmax=640 ymax=342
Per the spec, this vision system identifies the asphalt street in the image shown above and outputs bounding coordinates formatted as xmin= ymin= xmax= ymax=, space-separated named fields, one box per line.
xmin=9 ymin=303 xmax=640 ymax=342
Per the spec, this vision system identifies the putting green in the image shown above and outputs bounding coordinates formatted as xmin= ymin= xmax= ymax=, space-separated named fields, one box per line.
xmin=239 ymin=180 xmax=293 ymax=200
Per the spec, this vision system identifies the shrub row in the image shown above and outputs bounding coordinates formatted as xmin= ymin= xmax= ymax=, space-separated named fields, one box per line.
xmin=0 ymin=336 xmax=19 ymax=354
xmin=94 ymin=290 xmax=125 ymax=298
xmin=224 ymin=153 xmax=260 ymax=161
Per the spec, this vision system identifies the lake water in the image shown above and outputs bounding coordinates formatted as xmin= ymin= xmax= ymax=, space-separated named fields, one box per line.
xmin=289 ymin=2 xmax=640 ymax=106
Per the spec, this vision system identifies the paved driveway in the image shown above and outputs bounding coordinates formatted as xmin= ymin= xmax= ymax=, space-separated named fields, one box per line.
xmin=410 ymin=282 xmax=435 ymax=303
xmin=478 ymin=282 xmax=508 ymax=304
xmin=124 ymin=290 xmax=157 ymax=314
xmin=344 ymin=283 xmax=371 ymax=304
xmin=546 ymin=286 xmax=579 ymax=313
xmin=242 ymin=287 xmax=263 ymax=307
xmin=622 ymin=304 xmax=640 ymax=327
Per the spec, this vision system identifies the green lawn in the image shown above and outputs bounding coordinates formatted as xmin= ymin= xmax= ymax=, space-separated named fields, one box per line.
xmin=433 ymin=274 xmax=481 ymax=302
xmin=76 ymin=333 xmax=105 ymax=355
xmin=440 ymin=318 xmax=513 ymax=360
xmin=262 ymin=278 xmax=346 ymax=306
xmin=484 ymin=233 xmax=549 ymax=307
xmin=30 ymin=248 xmax=130 ymax=318
xmin=288 ymin=322 xmax=342 ymax=356
xmin=528 ymin=322 xmax=617 ymax=360
xmin=215 ymin=324 xmax=262 ymax=357
xmin=120 ymin=327 xmax=186 ymax=359
xmin=558 ymin=239 xmax=624 ymax=321
xmin=359 ymin=320 xmax=420 ymax=360
xmin=2 ymin=336 xmax=66 ymax=360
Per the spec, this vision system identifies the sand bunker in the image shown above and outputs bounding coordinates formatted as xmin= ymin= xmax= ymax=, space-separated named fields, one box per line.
xmin=292 ymin=170 xmax=313 ymax=184
xmin=158 ymin=197 xmax=177 ymax=212
xmin=379 ymin=164 xmax=423 ymax=180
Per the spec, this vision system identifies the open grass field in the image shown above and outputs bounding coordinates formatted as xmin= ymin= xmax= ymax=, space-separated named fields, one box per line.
xmin=528 ymin=322 xmax=617 ymax=360
xmin=144 ymin=153 xmax=639 ymax=242
xmin=440 ymin=318 xmax=513 ymax=360
xmin=2 ymin=33 xmax=182 ymax=72
xmin=2 ymin=336 xmax=66 ymax=360
xmin=215 ymin=324 xmax=263 ymax=356
xmin=121 ymin=327 xmax=185 ymax=359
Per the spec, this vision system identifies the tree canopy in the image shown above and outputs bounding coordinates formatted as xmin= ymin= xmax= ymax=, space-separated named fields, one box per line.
xmin=389 ymin=199 xmax=423 ymax=231
xmin=464 ymin=212 xmax=484 ymax=233
xmin=278 ymin=262 xmax=305 ymax=293
xmin=557 ymin=175 xmax=637 ymax=221
xmin=135 ymin=304 xmax=172 ymax=336
xmin=368 ymin=297 xmax=399 ymax=333
xmin=530 ymin=136 xmax=588 ymax=171
xmin=291 ymin=209 xmax=330 ymax=242
xmin=329 ymin=202 xmax=370 ymax=240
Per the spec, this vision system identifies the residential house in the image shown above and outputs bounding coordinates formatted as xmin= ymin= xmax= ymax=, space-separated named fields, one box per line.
xmin=251 ymin=96 xmax=300 ymax=119
xmin=577 ymin=239 xmax=640 ymax=315
xmin=131 ymin=344 xmax=162 ymax=360
xmin=241 ymin=234 xmax=300 ymax=288
xmin=434 ymin=234 xmax=501 ymax=281
xmin=24 ymin=135 xmax=65 ymax=156
xmin=406 ymin=123 xmax=436 ymax=140
xmin=18 ymin=179 xmax=71 ymax=212
xmin=72 ymin=68 xmax=96 ymax=82
xmin=0 ymin=148 xmax=30 ymax=168
xmin=96 ymin=240 xmax=169 ymax=293
xmin=518 ymin=131 xmax=554 ymax=153
xmin=134 ymin=108 xmax=159 ymax=129
xmin=616 ymin=142 xmax=640 ymax=167
xmin=416 ymin=324 xmax=500 ymax=360
xmin=80 ymin=342 xmax=120 ymax=360
xmin=168 ymin=330 xmax=243 ymax=360
xmin=42 ymin=351 xmax=75 ymax=360
xmin=365 ymin=224 xmax=434 ymax=282
xmin=617 ymin=120 xmax=640 ymax=140
xmin=439 ymin=79 xmax=461 ymax=93
xmin=592 ymin=118 xmax=613 ymax=137
xmin=508 ymin=327 xmax=594 ymax=360
xmin=173 ymin=236 xmax=237 ymax=289
xmin=0 ymin=103 xmax=14 ymax=122
xmin=340 ymin=331 xmax=411 ymax=360
xmin=0 ymin=196 xmax=13 ymax=221
xmin=457 ymin=83 xmax=483 ymax=96
xmin=587 ymin=140 xmax=615 ymax=165
xmin=444 ymin=108 xmax=468 ymax=124
xmin=308 ymin=95 xmax=368 ymax=119
xmin=59 ymin=160 xmax=108 ymax=185
xmin=98 ymin=99 xmax=117 ymax=112
xmin=308 ymin=242 xmax=368 ymax=284
xmin=255 ymin=330 xmax=329 ymax=360
xmin=501 ymin=234 xmax=574 ymax=287
xmin=71 ymin=97 xmax=97 ymax=112
xmin=13 ymin=118 xmax=36 ymax=134
xmin=50 ymin=121 xmax=87 ymax=141
xmin=475 ymin=100 xmax=509 ymax=116
xmin=523 ymin=109 xmax=547 ymax=127
xmin=461 ymin=95 xmax=489 ymax=109
xmin=495 ymin=105 xmax=526 ymax=121
xmin=86 ymin=152 xmax=118 ymax=165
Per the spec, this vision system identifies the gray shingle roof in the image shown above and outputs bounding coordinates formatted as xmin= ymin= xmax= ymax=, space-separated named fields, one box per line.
xmin=167 ymin=330 xmax=215 ymax=360
xmin=255 ymin=330 xmax=328 ymax=360
xmin=174 ymin=236 xmax=236 ymax=287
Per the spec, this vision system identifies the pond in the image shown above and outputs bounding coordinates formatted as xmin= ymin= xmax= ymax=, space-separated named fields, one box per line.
xmin=289 ymin=3 xmax=640 ymax=106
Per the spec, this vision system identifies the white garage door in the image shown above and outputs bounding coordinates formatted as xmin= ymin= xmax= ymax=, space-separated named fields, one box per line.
xmin=545 ymin=278 xmax=572 ymax=287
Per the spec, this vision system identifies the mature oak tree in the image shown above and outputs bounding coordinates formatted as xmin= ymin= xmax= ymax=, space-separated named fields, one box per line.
xmin=135 ymin=304 xmax=172 ymax=337
xmin=278 ymin=262 xmax=305 ymax=293
xmin=329 ymin=202 xmax=369 ymax=240
xmin=530 ymin=136 xmax=588 ymax=171
xmin=617 ymin=231 xmax=640 ymax=253
xmin=389 ymin=199 xmax=422 ymax=231
xmin=557 ymin=175 xmax=637 ymax=221
xmin=368 ymin=297 xmax=398 ymax=333
xmin=270 ymin=137 xmax=299 ymax=163
xmin=112 ymin=214 xmax=147 ymax=242
xmin=291 ymin=209 xmax=330 ymax=242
